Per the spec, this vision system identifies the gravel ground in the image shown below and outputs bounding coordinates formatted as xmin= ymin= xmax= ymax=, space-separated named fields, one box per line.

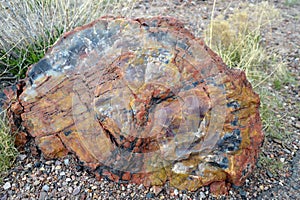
xmin=1 ymin=0 xmax=299 ymax=199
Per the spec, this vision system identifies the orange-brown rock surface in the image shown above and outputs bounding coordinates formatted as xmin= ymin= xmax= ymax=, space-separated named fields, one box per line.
xmin=3 ymin=17 xmax=263 ymax=191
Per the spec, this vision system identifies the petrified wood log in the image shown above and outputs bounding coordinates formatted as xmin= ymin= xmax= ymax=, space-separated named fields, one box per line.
xmin=3 ymin=17 xmax=263 ymax=191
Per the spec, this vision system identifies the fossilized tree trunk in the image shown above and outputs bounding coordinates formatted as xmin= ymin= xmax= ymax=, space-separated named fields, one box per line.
xmin=3 ymin=17 xmax=263 ymax=192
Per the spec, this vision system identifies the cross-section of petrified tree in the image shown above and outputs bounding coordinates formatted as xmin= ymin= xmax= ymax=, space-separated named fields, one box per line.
xmin=4 ymin=17 xmax=263 ymax=191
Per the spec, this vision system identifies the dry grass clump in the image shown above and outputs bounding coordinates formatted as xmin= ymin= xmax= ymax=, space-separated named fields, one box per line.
xmin=0 ymin=0 xmax=137 ymax=79
xmin=205 ymin=1 xmax=289 ymax=129
xmin=205 ymin=2 xmax=280 ymax=80
xmin=205 ymin=1 xmax=294 ymax=174
xmin=0 ymin=0 xmax=136 ymax=51
xmin=0 ymin=114 xmax=18 ymax=182
xmin=205 ymin=1 xmax=294 ymax=141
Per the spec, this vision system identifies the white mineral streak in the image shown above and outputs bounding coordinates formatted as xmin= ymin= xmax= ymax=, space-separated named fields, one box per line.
xmin=22 ymin=69 xmax=62 ymax=102
xmin=22 ymin=87 xmax=38 ymax=102
xmin=195 ymin=119 xmax=206 ymax=138
xmin=172 ymin=162 xmax=188 ymax=174
xmin=53 ymin=51 xmax=70 ymax=70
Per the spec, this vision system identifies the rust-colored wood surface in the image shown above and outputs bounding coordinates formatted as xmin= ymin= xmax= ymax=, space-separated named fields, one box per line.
xmin=3 ymin=17 xmax=263 ymax=192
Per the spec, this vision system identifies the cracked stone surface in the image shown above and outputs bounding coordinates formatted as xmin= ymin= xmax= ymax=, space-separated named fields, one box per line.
xmin=3 ymin=17 xmax=263 ymax=191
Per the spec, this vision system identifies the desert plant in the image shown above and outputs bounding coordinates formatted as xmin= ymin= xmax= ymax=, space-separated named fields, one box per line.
xmin=205 ymin=1 xmax=291 ymax=136
xmin=0 ymin=27 xmax=63 ymax=79
xmin=0 ymin=0 xmax=137 ymax=79
xmin=258 ymin=154 xmax=284 ymax=176
xmin=0 ymin=113 xmax=18 ymax=182
xmin=205 ymin=2 xmax=281 ymax=82
xmin=205 ymin=1 xmax=293 ymax=174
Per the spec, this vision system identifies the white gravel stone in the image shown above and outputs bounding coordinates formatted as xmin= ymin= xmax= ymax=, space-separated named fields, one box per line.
xmin=25 ymin=163 xmax=32 ymax=168
xmin=199 ymin=191 xmax=206 ymax=199
xmin=45 ymin=161 xmax=53 ymax=165
xmin=68 ymin=186 xmax=73 ymax=193
xmin=174 ymin=189 xmax=179 ymax=196
xmin=91 ymin=185 xmax=97 ymax=190
xmin=138 ymin=184 xmax=144 ymax=190
xmin=3 ymin=182 xmax=11 ymax=190
xmin=18 ymin=154 xmax=27 ymax=161
xmin=40 ymin=167 xmax=45 ymax=171
xmin=55 ymin=165 xmax=62 ymax=170
xmin=66 ymin=178 xmax=71 ymax=182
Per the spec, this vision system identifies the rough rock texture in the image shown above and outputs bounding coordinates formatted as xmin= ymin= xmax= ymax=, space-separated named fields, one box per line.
xmin=3 ymin=17 xmax=263 ymax=191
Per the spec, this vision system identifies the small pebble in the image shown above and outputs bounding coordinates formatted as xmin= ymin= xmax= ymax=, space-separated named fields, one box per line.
xmin=146 ymin=193 xmax=154 ymax=199
xmin=182 ymin=194 xmax=188 ymax=200
xmin=174 ymin=189 xmax=179 ymax=196
xmin=266 ymin=170 xmax=273 ymax=178
xmin=55 ymin=160 xmax=62 ymax=165
xmin=294 ymin=121 xmax=300 ymax=129
xmin=18 ymin=154 xmax=27 ymax=161
xmin=259 ymin=185 xmax=264 ymax=190
xmin=64 ymin=159 xmax=70 ymax=166
xmin=42 ymin=184 xmax=50 ymax=192
xmin=40 ymin=167 xmax=45 ymax=171
xmin=199 ymin=191 xmax=206 ymax=199
xmin=33 ymin=180 xmax=40 ymax=186
xmin=39 ymin=191 xmax=47 ymax=200
xmin=283 ymin=148 xmax=291 ymax=154
xmin=25 ymin=163 xmax=33 ymax=169
xmin=34 ymin=161 xmax=41 ymax=168
xmin=45 ymin=161 xmax=52 ymax=165
xmin=138 ymin=184 xmax=145 ymax=190
xmin=3 ymin=182 xmax=11 ymax=190
xmin=66 ymin=178 xmax=72 ymax=182
xmin=73 ymin=186 xmax=81 ymax=196
xmin=264 ymin=186 xmax=269 ymax=190
xmin=239 ymin=189 xmax=247 ymax=198
xmin=55 ymin=165 xmax=62 ymax=170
